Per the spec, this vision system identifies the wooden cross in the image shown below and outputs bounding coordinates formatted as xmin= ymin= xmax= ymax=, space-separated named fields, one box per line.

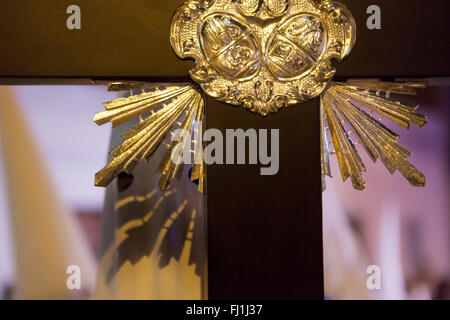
xmin=0 ymin=0 xmax=448 ymax=299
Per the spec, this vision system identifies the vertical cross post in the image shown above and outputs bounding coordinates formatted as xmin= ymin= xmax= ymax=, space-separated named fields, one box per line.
xmin=206 ymin=98 xmax=324 ymax=299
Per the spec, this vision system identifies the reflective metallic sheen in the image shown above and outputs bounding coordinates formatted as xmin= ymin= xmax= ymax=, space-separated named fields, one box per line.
xmin=93 ymin=1 xmax=427 ymax=193
xmin=170 ymin=0 xmax=356 ymax=116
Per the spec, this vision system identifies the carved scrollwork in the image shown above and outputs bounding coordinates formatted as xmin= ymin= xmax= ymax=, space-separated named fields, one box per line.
xmin=170 ymin=0 xmax=356 ymax=116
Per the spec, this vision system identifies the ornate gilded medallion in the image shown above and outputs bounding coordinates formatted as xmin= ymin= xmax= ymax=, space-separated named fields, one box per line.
xmin=93 ymin=0 xmax=427 ymax=193
xmin=170 ymin=0 xmax=355 ymax=116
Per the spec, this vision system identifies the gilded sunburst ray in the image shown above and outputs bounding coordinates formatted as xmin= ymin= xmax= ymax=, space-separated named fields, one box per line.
xmin=320 ymin=81 xmax=427 ymax=191
xmin=94 ymin=82 xmax=206 ymax=193
xmin=93 ymin=0 xmax=428 ymax=193
xmin=94 ymin=80 xmax=426 ymax=193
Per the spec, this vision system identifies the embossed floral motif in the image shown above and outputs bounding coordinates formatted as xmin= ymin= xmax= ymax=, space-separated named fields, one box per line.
xmin=171 ymin=0 xmax=356 ymax=115
xmin=235 ymin=0 xmax=290 ymax=17
xmin=224 ymin=45 xmax=252 ymax=68
xmin=286 ymin=16 xmax=324 ymax=54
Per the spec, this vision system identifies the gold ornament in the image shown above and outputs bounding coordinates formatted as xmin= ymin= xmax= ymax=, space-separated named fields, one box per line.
xmin=94 ymin=0 xmax=427 ymax=192
xmin=94 ymin=82 xmax=206 ymax=193
xmin=170 ymin=0 xmax=355 ymax=116
xmin=320 ymin=81 xmax=426 ymax=191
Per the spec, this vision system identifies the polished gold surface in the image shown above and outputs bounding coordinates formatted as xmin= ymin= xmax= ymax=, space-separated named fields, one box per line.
xmin=170 ymin=0 xmax=355 ymax=116
xmin=93 ymin=0 xmax=427 ymax=193
xmin=94 ymin=82 xmax=206 ymax=193
xmin=320 ymin=81 xmax=427 ymax=191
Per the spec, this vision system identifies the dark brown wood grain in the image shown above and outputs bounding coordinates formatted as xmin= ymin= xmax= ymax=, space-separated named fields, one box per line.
xmin=0 ymin=0 xmax=448 ymax=81
xmin=205 ymin=98 xmax=323 ymax=299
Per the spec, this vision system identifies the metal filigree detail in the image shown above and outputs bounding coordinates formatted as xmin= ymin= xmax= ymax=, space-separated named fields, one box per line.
xmin=93 ymin=1 xmax=428 ymax=193
xmin=94 ymin=82 xmax=206 ymax=193
xmin=320 ymin=81 xmax=427 ymax=191
xmin=170 ymin=0 xmax=356 ymax=116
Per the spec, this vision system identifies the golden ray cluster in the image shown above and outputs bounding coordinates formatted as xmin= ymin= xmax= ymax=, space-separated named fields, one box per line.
xmin=320 ymin=81 xmax=427 ymax=191
xmin=94 ymin=82 xmax=206 ymax=193
xmin=92 ymin=1 xmax=428 ymax=193
xmin=94 ymin=80 xmax=426 ymax=193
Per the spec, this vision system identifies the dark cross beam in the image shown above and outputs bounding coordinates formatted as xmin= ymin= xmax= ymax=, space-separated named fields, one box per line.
xmin=1 ymin=0 xmax=449 ymax=81
xmin=0 ymin=0 xmax=448 ymax=299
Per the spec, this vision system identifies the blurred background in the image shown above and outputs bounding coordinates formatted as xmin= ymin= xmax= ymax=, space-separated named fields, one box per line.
xmin=0 ymin=84 xmax=448 ymax=300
